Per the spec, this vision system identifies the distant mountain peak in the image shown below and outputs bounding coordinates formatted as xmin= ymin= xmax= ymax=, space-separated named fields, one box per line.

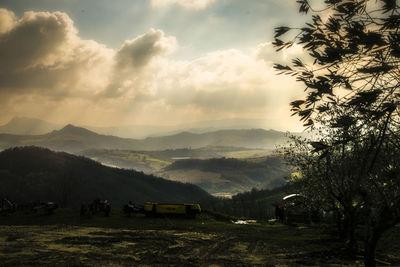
xmin=56 ymin=124 xmax=98 ymax=136
xmin=63 ymin=124 xmax=76 ymax=129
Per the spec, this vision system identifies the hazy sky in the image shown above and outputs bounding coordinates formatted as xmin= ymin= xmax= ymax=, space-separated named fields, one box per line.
xmin=0 ymin=0 xmax=307 ymax=131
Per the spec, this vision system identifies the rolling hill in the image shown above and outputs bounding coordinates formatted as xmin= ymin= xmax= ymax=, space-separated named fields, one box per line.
xmin=158 ymin=156 xmax=290 ymax=195
xmin=80 ymin=147 xmax=272 ymax=173
xmin=0 ymin=124 xmax=294 ymax=152
xmin=0 ymin=146 xmax=209 ymax=207
xmin=0 ymin=125 xmax=137 ymax=152
xmin=79 ymin=148 xmax=287 ymax=196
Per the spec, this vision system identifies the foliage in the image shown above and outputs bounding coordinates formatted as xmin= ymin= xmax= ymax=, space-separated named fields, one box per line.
xmin=274 ymin=0 xmax=400 ymax=130
xmin=282 ymin=132 xmax=400 ymax=265
xmin=201 ymin=184 xmax=295 ymax=220
xmin=166 ymin=157 xmax=280 ymax=172
xmin=275 ymin=0 xmax=400 ymax=266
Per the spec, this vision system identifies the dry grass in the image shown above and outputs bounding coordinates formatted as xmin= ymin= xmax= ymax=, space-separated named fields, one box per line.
xmin=0 ymin=210 xmax=398 ymax=266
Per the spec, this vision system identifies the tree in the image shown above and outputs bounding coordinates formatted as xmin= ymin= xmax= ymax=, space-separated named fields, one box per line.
xmin=274 ymin=0 xmax=399 ymax=129
xmin=283 ymin=122 xmax=400 ymax=263
xmin=275 ymin=1 xmax=400 ymax=266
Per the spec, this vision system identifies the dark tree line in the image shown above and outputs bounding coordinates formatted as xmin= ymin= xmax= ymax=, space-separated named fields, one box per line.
xmin=201 ymin=185 xmax=295 ymax=220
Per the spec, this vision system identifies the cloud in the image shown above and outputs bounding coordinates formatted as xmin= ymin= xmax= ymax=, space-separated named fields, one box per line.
xmin=150 ymin=0 xmax=216 ymax=10
xmin=115 ymin=29 xmax=177 ymax=70
xmin=154 ymin=50 xmax=276 ymax=111
xmin=0 ymin=10 xmax=74 ymax=73
xmin=271 ymin=0 xmax=299 ymax=8
xmin=0 ymin=8 xmax=303 ymax=131
xmin=0 ymin=9 xmax=113 ymax=97
xmin=0 ymin=8 xmax=16 ymax=34
xmin=105 ymin=47 xmax=303 ymax=122
xmin=256 ymin=42 xmax=306 ymax=65
xmin=104 ymin=28 xmax=177 ymax=97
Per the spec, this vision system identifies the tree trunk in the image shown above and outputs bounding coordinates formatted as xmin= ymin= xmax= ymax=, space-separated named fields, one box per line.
xmin=336 ymin=211 xmax=346 ymax=240
xmin=347 ymin=219 xmax=357 ymax=253
xmin=342 ymin=211 xmax=357 ymax=253
xmin=364 ymin=231 xmax=379 ymax=267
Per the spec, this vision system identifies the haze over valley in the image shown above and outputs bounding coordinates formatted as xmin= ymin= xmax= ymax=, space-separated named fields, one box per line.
xmin=0 ymin=117 xmax=292 ymax=196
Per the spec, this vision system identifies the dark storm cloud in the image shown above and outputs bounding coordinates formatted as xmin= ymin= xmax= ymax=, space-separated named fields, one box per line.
xmin=0 ymin=9 xmax=112 ymax=96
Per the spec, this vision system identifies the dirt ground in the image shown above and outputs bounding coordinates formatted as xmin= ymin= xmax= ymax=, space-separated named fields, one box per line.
xmin=0 ymin=226 xmax=347 ymax=266
xmin=0 ymin=211 xmax=399 ymax=266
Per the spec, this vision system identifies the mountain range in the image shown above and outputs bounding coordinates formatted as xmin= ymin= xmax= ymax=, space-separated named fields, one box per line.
xmin=0 ymin=124 xmax=294 ymax=152
xmin=0 ymin=117 xmax=296 ymax=139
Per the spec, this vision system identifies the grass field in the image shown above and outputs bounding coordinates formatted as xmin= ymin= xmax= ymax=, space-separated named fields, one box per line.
xmin=220 ymin=149 xmax=272 ymax=159
xmin=1 ymin=209 xmax=399 ymax=266
xmin=81 ymin=147 xmax=273 ymax=174
xmin=82 ymin=150 xmax=172 ymax=173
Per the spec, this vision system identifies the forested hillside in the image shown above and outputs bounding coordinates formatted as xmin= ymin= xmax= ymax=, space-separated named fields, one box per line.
xmin=0 ymin=147 xmax=209 ymax=207
xmin=160 ymin=156 xmax=289 ymax=195
xmin=201 ymin=184 xmax=297 ymax=220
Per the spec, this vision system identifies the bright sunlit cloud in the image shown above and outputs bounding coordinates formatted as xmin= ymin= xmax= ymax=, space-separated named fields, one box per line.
xmin=0 ymin=3 xmax=306 ymax=132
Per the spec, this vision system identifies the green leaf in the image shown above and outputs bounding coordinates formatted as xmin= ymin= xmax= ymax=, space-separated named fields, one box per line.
xmin=298 ymin=109 xmax=313 ymax=121
xmin=290 ymin=100 xmax=305 ymax=109
xmin=331 ymin=115 xmax=355 ymax=128
xmin=274 ymin=26 xmax=291 ymax=38
xmin=348 ymin=90 xmax=382 ymax=106
xmin=304 ymin=119 xmax=314 ymax=127
xmin=297 ymin=0 xmax=310 ymax=14
xmin=292 ymin=58 xmax=304 ymax=67
xmin=358 ymin=64 xmax=394 ymax=74
xmin=310 ymin=141 xmax=330 ymax=152
xmin=381 ymin=0 xmax=396 ymax=13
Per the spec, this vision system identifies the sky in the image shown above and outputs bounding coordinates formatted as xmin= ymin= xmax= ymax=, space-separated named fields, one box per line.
xmin=0 ymin=0 xmax=308 ymax=132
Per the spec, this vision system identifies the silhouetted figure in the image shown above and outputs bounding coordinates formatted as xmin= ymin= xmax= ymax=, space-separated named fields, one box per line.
xmin=123 ymin=201 xmax=141 ymax=217
xmin=93 ymin=198 xmax=101 ymax=214
xmin=103 ymin=200 xmax=111 ymax=217
xmin=80 ymin=203 xmax=88 ymax=216
xmin=32 ymin=202 xmax=58 ymax=214
xmin=82 ymin=199 xmax=110 ymax=217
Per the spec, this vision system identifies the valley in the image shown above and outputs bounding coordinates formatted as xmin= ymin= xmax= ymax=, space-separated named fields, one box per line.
xmin=80 ymin=147 xmax=283 ymax=196
xmin=0 ymin=120 xmax=291 ymax=197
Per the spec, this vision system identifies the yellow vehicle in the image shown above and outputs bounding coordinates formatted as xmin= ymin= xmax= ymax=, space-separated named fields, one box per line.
xmin=144 ymin=202 xmax=201 ymax=218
